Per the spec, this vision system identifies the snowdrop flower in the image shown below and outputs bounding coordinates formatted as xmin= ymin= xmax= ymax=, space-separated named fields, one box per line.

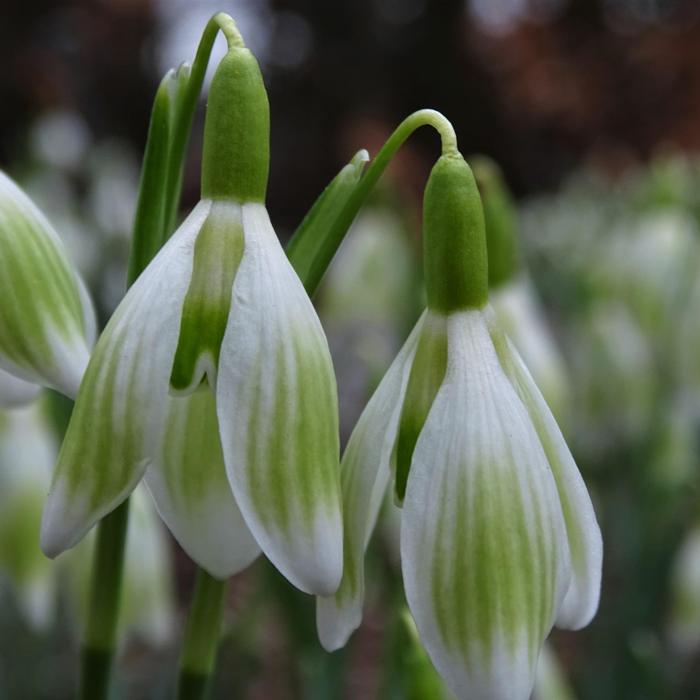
xmin=317 ymin=153 xmax=602 ymax=699
xmin=0 ymin=172 xmax=95 ymax=398
xmin=41 ymin=39 xmax=342 ymax=595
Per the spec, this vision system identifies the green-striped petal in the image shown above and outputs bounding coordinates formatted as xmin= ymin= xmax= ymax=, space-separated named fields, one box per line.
xmin=216 ymin=203 xmax=342 ymax=596
xmin=0 ymin=367 xmax=41 ymax=408
xmin=145 ymin=387 xmax=260 ymax=579
xmin=487 ymin=308 xmax=602 ymax=630
xmin=316 ymin=312 xmax=425 ymax=650
xmin=41 ymin=201 xmax=212 ymax=557
xmin=401 ymin=310 xmax=570 ymax=700
xmin=0 ymin=171 xmax=95 ymax=398
xmin=170 ymin=201 xmax=245 ymax=394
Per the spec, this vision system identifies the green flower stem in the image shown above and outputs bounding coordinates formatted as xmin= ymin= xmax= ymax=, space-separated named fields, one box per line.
xmin=79 ymin=500 xmax=129 ymax=700
xmin=176 ymin=569 xmax=229 ymax=700
xmin=79 ymin=15 xmax=242 ymax=699
xmin=288 ymin=108 xmax=458 ymax=294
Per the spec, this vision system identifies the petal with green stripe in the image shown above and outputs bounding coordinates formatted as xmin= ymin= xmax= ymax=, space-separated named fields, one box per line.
xmin=145 ymin=387 xmax=260 ymax=579
xmin=40 ymin=201 xmax=211 ymax=557
xmin=0 ymin=171 xmax=95 ymax=398
xmin=169 ymin=201 xmax=245 ymax=394
xmin=316 ymin=312 xmax=425 ymax=651
xmin=401 ymin=310 xmax=570 ymax=700
xmin=216 ymin=203 xmax=342 ymax=596
xmin=487 ymin=307 xmax=602 ymax=630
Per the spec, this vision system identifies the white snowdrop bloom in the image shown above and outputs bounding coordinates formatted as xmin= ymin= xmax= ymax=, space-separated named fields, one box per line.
xmin=317 ymin=154 xmax=602 ymax=700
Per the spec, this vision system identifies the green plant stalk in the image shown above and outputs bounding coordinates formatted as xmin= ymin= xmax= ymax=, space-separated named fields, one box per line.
xmin=177 ymin=570 xmax=229 ymax=700
xmin=79 ymin=501 xmax=129 ymax=699
xmin=78 ymin=13 xmax=240 ymax=700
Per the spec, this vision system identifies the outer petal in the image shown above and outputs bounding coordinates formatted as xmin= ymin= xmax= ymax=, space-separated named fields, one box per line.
xmin=487 ymin=308 xmax=603 ymax=629
xmin=0 ymin=171 xmax=94 ymax=398
xmin=0 ymin=367 xmax=41 ymax=408
xmin=316 ymin=313 xmax=425 ymax=650
xmin=401 ymin=310 xmax=570 ymax=700
xmin=145 ymin=388 xmax=260 ymax=579
xmin=216 ymin=203 xmax=342 ymax=595
xmin=41 ymin=201 xmax=212 ymax=557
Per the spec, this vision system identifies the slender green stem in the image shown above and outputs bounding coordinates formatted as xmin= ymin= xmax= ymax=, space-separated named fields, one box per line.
xmin=79 ymin=500 xmax=130 ymax=700
xmin=288 ymin=108 xmax=458 ymax=294
xmin=177 ymin=570 xmax=229 ymax=700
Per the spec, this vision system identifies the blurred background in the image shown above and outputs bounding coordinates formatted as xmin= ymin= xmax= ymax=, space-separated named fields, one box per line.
xmin=2 ymin=0 xmax=700 ymax=698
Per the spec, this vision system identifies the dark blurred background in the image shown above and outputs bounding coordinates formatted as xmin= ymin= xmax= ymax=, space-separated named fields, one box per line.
xmin=2 ymin=0 xmax=700 ymax=230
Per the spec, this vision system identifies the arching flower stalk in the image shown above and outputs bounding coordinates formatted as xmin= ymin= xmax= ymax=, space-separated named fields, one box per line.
xmin=317 ymin=153 xmax=602 ymax=699
xmin=41 ymin=27 xmax=343 ymax=596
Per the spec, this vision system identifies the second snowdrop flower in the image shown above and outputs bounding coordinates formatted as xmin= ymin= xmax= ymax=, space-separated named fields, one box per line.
xmin=42 ymin=35 xmax=342 ymax=595
xmin=317 ymin=153 xmax=602 ymax=699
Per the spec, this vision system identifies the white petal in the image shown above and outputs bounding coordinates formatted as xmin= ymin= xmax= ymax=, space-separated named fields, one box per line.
xmin=0 ymin=367 xmax=41 ymax=408
xmin=487 ymin=308 xmax=603 ymax=630
xmin=145 ymin=388 xmax=260 ymax=579
xmin=401 ymin=310 xmax=570 ymax=700
xmin=41 ymin=201 xmax=212 ymax=557
xmin=0 ymin=171 xmax=94 ymax=398
xmin=216 ymin=203 xmax=342 ymax=595
xmin=317 ymin=312 xmax=425 ymax=651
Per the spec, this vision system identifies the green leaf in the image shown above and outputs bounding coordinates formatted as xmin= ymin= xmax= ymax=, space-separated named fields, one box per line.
xmin=286 ymin=149 xmax=369 ymax=294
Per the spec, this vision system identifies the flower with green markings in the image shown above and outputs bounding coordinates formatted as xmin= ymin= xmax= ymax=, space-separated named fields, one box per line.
xmin=317 ymin=153 xmax=602 ymax=699
xmin=0 ymin=171 xmax=95 ymax=398
xmin=41 ymin=39 xmax=342 ymax=595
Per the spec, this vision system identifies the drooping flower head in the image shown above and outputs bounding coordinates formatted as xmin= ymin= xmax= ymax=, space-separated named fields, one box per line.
xmin=0 ymin=172 xmax=95 ymax=398
xmin=317 ymin=153 xmax=602 ymax=699
xmin=42 ymin=34 xmax=342 ymax=595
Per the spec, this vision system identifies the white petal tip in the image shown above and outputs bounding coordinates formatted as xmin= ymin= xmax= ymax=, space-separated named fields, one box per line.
xmin=316 ymin=595 xmax=362 ymax=651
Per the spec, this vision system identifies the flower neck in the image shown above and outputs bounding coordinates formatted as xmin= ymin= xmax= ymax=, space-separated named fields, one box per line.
xmin=423 ymin=154 xmax=489 ymax=313
xmin=200 ymin=46 xmax=270 ymax=203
